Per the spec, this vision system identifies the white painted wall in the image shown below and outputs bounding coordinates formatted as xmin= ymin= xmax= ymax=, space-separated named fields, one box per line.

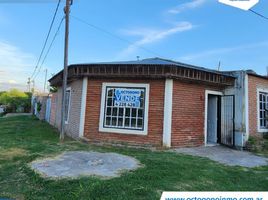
xmin=79 ymin=77 xmax=88 ymax=137
xmin=207 ymin=95 xmax=218 ymax=144
xmin=244 ymin=74 xmax=249 ymax=143
xmin=163 ymin=79 xmax=173 ymax=147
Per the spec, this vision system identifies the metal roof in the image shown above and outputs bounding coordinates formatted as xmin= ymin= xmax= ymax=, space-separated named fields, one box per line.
xmin=246 ymin=70 xmax=268 ymax=80
xmin=69 ymin=57 xmax=231 ymax=76
xmin=49 ymin=57 xmax=236 ymax=87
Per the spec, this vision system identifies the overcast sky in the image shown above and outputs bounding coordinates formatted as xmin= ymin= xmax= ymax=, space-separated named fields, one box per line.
xmin=0 ymin=0 xmax=268 ymax=91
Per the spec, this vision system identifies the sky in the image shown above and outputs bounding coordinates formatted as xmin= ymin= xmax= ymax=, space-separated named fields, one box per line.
xmin=0 ymin=0 xmax=268 ymax=92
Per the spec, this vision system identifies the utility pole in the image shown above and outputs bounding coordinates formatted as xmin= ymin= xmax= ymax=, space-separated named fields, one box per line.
xmin=217 ymin=61 xmax=221 ymax=71
xmin=27 ymin=77 xmax=31 ymax=93
xmin=43 ymin=69 xmax=48 ymax=93
xmin=32 ymin=80 xmax=35 ymax=94
xmin=60 ymin=0 xmax=72 ymax=141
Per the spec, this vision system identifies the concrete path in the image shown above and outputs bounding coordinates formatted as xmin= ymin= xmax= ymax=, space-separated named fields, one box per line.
xmin=31 ymin=151 xmax=140 ymax=179
xmin=3 ymin=113 xmax=31 ymax=118
xmin=174 ymin=146 xmax=268 ymax=168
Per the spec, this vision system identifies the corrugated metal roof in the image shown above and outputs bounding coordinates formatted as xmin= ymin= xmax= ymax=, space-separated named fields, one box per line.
xmin=49 ymin=57 xmax=237 ymax=86
xmin=71 ymin=57 xmax=228 ymax=75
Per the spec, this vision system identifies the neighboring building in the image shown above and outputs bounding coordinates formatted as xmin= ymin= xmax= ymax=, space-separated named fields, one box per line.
xmin=247 ymin=71 xmax=268 ymax=136
xmin=48 ymin=58 xmax=268 ymax=148
xmin=32 ymin=94 xmax=50 ymax=121
xmin=0 ymin=105 xmax=6 ymax=114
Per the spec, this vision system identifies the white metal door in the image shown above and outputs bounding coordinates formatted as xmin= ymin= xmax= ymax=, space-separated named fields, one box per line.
xmin=221 ymin=95 xmax=235 ymax=147
xmin=207 ymin=95 xmax=218 ymax=144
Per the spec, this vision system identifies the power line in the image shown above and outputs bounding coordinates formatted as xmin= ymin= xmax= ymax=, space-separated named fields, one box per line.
xmin=30 ymin=0 xmax=61 ymax=79
xmin=32 ymin=16 xmax=64 ymax=80
xmin=70 ymin=15 xmax=164 ymax=58
xmin=249 ymin=9 xmax=268 ymax=21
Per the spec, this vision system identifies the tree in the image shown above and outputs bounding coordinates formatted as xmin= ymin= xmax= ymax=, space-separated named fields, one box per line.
xmin=0 ymin=89 xmax=32 ymax=113
xmin=49 ymin=86 xmax=58 ymax=93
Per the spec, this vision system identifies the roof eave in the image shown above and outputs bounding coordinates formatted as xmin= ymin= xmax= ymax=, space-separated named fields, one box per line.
xmin=49 ymin=64 xmax=235 ymax=87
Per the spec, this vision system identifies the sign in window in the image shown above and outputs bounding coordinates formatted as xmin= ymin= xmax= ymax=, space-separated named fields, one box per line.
xmin=104 ymin=87 xmax=145 ymax=130
xmin=99 ymin=83 xmax=149 ymax=135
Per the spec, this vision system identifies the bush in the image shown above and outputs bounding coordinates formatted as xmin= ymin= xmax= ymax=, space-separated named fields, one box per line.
xmin=50 ymin=86 xmax=58 ymax=93
xmin=246 ymin=136 xmax=265 ymax=152
xmin=0 ymin=89 xmax=32 ymax=113
xmin=37 ymin=101 xmax=42 ymax=113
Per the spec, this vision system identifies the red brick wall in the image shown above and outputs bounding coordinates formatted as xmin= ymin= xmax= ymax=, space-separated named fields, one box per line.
xmin=49 ymin=93 xmax=57 ymax=127
xmin=248 ymin=75 xmax=268 ymax=136
xmin=171 ymin=81 xmax=220 ymax=147
xmin=84 ymin=79 xmax=165 ymax=147
xmin=84 ymin=78 xmax=222 ymax=147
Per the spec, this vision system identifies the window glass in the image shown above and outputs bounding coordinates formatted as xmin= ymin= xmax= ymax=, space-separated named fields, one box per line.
xmin=103 ymin=86 xmax=146 ymax=131
xmin=259 ymin=92 xmax=268 ymax=129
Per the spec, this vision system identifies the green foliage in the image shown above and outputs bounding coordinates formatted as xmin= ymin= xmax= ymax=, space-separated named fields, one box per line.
xmin=49 ymin=86 xmax=58 ymax=93
xmin=37 ymin=101 xmax=42 ymax=113
xmin=0 ymin=89 xmax=32 ymax=113
xmin=247 ymin=136 xmax=268 ymax=157
xmin=0 ymin=116 xmax=267 ymax=200
xmin=247 ymin=136 xmax=257 ymax=145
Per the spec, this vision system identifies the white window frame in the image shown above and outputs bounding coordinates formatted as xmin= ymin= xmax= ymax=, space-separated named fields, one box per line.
xmin=99 ymin=82 xmax=150 ymax=135
xmin=65 ymin=87 xmax=71 ymax=124
xmin=257 ymin=88 xmax=268 ymax=132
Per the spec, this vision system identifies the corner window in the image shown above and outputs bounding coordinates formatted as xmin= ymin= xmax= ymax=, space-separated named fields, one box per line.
xmin=99 ymin=83 xmax=149 ymax=135
xmin=65 ymin=88 xmax=71 ymax=123
xmin=258 ymin=91 xmax=268 ymax=130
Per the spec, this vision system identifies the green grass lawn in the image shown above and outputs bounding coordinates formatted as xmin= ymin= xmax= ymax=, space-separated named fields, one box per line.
xmin=0 ymin=116 xmax=268 ymax=200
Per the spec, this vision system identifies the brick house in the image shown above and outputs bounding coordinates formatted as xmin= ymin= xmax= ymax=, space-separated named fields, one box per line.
xmin=247 ymin=72 xmax=268 ymax=136
xmin=48 ymin=58 xmax=268 ymax=148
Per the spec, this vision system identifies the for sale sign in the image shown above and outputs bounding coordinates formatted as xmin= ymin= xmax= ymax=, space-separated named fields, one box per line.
xmin=114 ymin=88 xmax=142 ymax=108
xmin=219 ymin=0 xmax=259 ymax=10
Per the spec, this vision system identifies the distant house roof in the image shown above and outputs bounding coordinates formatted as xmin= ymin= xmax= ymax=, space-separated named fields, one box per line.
xmin=49 ymin=57 xmax=235 ymax=86
xmin=246 ymin=70 xmax=268 ymax=80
